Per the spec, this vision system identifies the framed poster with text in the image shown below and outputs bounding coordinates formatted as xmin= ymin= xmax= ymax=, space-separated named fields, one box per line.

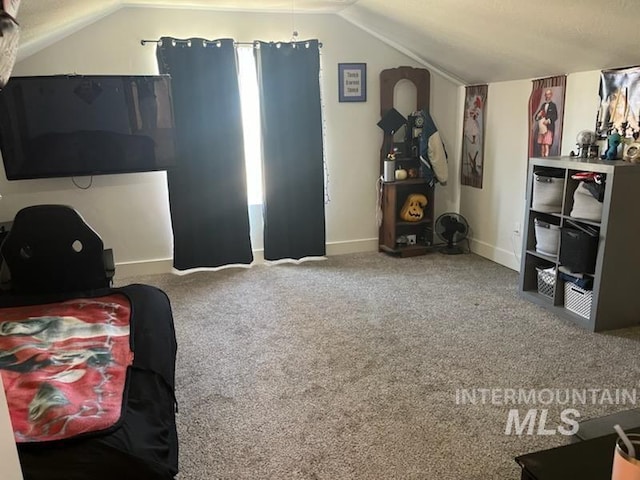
xmin=339 ymin=63 xmax=366 ymax=102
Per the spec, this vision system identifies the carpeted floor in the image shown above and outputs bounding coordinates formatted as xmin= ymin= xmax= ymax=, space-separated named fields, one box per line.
xmin=120 ymin=252 xmax=640 ymax=479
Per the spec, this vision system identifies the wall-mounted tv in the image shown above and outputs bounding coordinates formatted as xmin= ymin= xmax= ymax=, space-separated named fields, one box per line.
xmin=0 ymin=74 xmax=176 ymax=180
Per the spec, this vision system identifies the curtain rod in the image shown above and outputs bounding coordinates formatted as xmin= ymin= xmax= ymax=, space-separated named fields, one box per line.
xmin=140 ymin=39 xmax=322 ymax=47
xmin=141 ymin=39 xmax=254 ymax=46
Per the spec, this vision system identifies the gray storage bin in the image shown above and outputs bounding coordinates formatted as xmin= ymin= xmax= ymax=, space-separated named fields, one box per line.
xmin=532 ymin=173 xmax=563 ymax=212
xmin=570 ymin=181 xmax=603 ymax=222
xmin=534 ymin=218 xmax=560 ymax=256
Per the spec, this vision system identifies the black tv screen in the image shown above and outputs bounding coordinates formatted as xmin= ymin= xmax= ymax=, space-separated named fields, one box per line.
xmin=0 ymin=75 xmax=176 ymax=180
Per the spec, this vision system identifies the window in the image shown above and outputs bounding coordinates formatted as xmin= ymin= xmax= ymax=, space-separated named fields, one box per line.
xmin=237 ymin=46 xmax=263 ymax=206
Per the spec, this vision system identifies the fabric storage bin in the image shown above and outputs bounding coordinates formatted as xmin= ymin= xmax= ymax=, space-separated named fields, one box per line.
xmin=558 ymin=267 xmax=594 ymax=290
xmin=536 ymin=266 xmax=555 ymax=299
xmin=564 ymin=282 xmax=593 ymax=319
xmin=532 ymin=170 xmax=564 ymax=213
xmin=559 ymin=227 xmax=599 ymax=274
xmin=534 ymin=218 xmax=560 ymax=256
xmin=570 ymin=181 xmax=603 ymax=221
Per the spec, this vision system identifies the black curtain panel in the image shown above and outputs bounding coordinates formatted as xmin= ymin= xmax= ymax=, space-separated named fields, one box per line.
xmin=255 ymin=40 xmax=326 ymax=261
xmin=157 ymin=38 xmax=253 ymax=269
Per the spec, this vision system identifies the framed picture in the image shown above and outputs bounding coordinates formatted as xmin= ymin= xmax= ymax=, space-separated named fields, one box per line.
xmin=338 ymin=63 xmax=366 ymax=102
xmin=528 ymin=75 xmax=566 ymax=158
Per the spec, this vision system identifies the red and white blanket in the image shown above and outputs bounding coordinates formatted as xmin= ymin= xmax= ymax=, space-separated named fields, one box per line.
xmin=0 ymin=294 xmax=134 ymax=443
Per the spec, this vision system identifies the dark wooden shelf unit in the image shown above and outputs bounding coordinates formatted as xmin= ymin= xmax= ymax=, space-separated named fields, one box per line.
xmin=379 ymin=175 xmax=435 ymax=257
xmin=378 ymin=66 xmax=433 ymax=258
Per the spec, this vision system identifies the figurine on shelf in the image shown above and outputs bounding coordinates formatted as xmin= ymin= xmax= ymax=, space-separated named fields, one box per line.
xmin=394 ymin=168 xmax=408 ymax=181
xmin=601 ymin=132 xmax=622 ymax=160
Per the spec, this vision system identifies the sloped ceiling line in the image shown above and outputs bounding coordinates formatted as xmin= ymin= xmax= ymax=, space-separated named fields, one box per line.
xmin=337 ymin=12 xmax=465 ymax=86
xmin=16 ymin=0 xmax=640 ymax=84
xmin=17 ymin=8 xmax=122 ymax=62
xmin=15 ymin=0 xmax=356 ymax=62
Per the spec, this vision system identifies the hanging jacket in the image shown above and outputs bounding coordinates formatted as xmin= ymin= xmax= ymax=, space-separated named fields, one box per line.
xmin=418 ymin=110 xmax=448 ymax=185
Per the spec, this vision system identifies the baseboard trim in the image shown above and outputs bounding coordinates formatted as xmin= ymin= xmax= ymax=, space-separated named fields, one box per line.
xmin=469 ymin=238 xmax=520 ymax=271
xmin=326 ymin=238 xmax=379 ymax=255
xmin=115 ymin=239 xmax=518 ymax=277
xmin=114 ymin=238 xmax=379 ymax=278
xmin=114 ymin=258 xmax=174 ymax=279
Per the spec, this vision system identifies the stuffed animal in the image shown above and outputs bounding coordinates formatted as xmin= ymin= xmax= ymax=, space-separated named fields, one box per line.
xmin=602 ymin=132 xmax=621 ymax=160
xmin=400 ymin=194 xmax=428 ymax=222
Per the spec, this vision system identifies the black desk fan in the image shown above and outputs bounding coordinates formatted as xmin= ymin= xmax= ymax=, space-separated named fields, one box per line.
xmin=435 ymin=213 xmax=470 ymax=254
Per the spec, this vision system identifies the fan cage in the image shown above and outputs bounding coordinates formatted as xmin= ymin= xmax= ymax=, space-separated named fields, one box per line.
xmin=435 ymin=213 xmax=469 ymax=245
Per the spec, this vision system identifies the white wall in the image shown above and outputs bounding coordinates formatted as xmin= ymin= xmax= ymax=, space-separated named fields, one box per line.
xmin=460 ymin=70 xmax=603 ymax=271
xmin=0 ymin=375 xmax=22 ymax=480
xmin=4 ymin=7 xmax=460 ymax=273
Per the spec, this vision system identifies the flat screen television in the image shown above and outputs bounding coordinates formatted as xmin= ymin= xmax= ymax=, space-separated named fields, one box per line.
xmin=0 ymin=75 xmax=176 ymax=180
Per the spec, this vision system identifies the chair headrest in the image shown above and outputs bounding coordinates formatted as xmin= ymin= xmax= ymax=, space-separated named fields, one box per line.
xmin=1 ymin=205 xmax=110 ymax=294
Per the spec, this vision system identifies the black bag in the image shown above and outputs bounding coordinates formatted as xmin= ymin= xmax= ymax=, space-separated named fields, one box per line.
xmin=583 ymin=181 xmax=605 ymax=202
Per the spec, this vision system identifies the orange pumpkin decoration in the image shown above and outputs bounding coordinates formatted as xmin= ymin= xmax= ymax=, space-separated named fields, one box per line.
xmin=400 ymin=194 xmax=428 ymax=222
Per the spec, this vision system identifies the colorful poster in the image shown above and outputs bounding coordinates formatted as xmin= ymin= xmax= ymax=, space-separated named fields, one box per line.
xmin=529 ymin=76 xmax=566 ymax=158
xmin=598 ymin=66 xmax=640 ymax=139
xmin=461 ymin=85 xmax=487 ymax=188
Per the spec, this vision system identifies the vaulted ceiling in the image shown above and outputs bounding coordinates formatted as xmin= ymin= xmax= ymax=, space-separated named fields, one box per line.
xmin=13 ymin=0 xmax=640 ymax=84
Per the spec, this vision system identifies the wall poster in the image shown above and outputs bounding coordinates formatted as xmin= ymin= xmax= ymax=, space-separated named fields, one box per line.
xmin=461 ymin=84 xmax=487 ymax=188
xmin=529 ymin=75 xmax=566 ymax=158
xmin=598 ymin=66 xmax=640 ymax=139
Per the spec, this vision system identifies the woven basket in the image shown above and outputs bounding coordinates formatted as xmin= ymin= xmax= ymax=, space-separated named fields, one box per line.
xmin=534 ymin=219 xmax=560 ymax=256
xmin=532 ymin=174 xmax=563 ymax=213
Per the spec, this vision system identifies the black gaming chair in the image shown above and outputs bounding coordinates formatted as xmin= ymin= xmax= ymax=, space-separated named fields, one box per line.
xmin=0 ymin=205 xmax=115 ymax=294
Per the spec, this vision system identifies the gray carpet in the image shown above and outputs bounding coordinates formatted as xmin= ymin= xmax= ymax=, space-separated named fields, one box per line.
xmin=119 ymin=252 xmax=640 ymax=479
